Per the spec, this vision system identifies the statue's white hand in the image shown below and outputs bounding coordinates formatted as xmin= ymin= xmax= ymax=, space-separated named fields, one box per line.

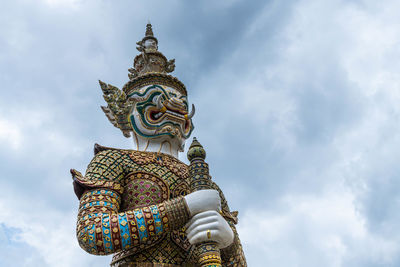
xmin=184 ymin=189 xmax=221 ymax=216
xmin=185 ymin=210 xmax=234 ymax=249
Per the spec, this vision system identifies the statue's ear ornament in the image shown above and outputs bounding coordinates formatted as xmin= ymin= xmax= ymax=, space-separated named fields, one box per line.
xmin=99 ymin=80 xmax=133 ymax=138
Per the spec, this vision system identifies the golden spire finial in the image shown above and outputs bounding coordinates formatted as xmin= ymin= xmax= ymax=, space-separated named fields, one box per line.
xmin=139 ymin=23 xmax=158 ymax=49
xmin=145 ymin=22 xmax=154 ymax=37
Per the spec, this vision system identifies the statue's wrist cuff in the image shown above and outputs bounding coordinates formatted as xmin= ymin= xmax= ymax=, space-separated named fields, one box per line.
xmin=165 ymin=196 xmax=191 ymax=230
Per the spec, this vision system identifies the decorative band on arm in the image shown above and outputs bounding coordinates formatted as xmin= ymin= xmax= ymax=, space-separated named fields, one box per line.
xmin=164 ymin=196 xmax=190 ymax=230
xmin=77 ymin=193 xmax=190 ymax=255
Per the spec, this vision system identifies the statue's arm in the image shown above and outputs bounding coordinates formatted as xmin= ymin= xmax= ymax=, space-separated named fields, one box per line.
xmin=72 ymin=150 xmax=190 ymax=255
xmin=211 ymin=182 xmax=248 ymax=266
xmin=75 ymin=187 xmax=189 ymax=255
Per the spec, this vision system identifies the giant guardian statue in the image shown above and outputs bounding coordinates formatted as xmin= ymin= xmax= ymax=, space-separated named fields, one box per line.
xmin=71 ymin=24 xmax=247 ymax=267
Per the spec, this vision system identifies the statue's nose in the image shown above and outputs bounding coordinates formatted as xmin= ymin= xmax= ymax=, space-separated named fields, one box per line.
xmin=168 ymin=97 xmax=186 ymax=111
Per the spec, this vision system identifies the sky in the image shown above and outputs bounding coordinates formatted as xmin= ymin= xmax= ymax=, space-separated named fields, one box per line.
xmin=1 ymin=0 xmax=400 ymax=266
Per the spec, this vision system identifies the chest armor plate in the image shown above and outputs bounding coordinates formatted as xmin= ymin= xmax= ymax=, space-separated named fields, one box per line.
xmin=119 ymin=151 xmax=191 ymax=211
xmin=117 ymin=151 xmax=193 ymax=262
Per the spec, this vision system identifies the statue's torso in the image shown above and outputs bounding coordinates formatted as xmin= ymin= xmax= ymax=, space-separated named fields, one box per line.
xmin=75 ymin=146 xmax=247 ymax=266
xmin=92 ymin=150 xmax=195 ymax=266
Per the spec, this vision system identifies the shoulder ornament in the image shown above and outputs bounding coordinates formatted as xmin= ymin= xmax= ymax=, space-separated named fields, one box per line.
xmin=71 ymin=169 xmax=124 ymax=199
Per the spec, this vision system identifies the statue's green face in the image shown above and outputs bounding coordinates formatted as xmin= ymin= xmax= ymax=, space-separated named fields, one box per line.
xmin=128 ymin=85 xmax=194 ymax=148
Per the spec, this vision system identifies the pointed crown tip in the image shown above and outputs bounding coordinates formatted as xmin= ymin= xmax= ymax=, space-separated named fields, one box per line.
xmin=145 ymin=23 xmax=154 ymax=37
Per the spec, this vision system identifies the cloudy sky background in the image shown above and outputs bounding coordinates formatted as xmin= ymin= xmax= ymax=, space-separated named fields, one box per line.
xmin=1 ymin=0 xmax=400 ymax=266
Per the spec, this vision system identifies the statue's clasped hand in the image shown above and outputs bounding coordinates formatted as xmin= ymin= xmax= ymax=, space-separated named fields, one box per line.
xmin=185 ymin=210 xmax=234 ymax=248
xmin=184 ymin=189 xmax=234 ymax=248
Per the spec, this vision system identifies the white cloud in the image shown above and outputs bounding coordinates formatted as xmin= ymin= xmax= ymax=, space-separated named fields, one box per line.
xmin=2 ymin=0 xmax=400 ymax=266
xmin=0 ymin=189 xmax=111 ymax=266
xmin=0 ymin=118 xmax=23 ymax=150
xmin=218 ymin=1 xmax=400 ymax=266
xmin=239 ymin=188 xmax=399 ymax=267
xmin=0 ymin=107 xmax=86 ymax=160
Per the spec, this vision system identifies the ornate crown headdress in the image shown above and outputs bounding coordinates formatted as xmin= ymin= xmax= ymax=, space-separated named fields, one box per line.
xmin=99 ymin=23 xmax=188 ymax=138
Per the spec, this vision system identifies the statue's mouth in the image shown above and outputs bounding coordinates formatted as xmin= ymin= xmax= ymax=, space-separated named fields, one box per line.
xmin=146 ymin=95 xmax=195 ymax=132
xmin=147 ymin=107 xmax=193 ymax=133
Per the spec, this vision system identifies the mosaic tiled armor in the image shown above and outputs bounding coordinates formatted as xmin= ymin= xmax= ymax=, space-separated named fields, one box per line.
xmin=71 ymin=145 xmax=246 ymax=266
